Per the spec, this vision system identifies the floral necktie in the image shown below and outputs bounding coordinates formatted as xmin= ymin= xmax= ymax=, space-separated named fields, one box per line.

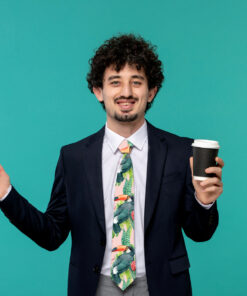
xmin=111 ymin=139 xmax=136 ymax=290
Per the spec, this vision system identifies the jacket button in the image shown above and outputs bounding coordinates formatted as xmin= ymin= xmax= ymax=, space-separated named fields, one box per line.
xmin=100 ymin=239 xmax=106 ymax=246
xmin=93 ymin=265 xmax=100 ymax=274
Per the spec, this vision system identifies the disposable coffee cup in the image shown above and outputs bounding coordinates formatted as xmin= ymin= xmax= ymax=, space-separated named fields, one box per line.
xmin=191 ymin=139 xmax=220 ymax=180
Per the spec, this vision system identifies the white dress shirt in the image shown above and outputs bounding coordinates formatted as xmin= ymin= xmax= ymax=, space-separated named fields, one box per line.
xmin=1 ymin=184 xmax=12 ymax=200
xmin=101 ymin=120 xmax=149 ymax=277
xmin=0 ymin=120 xmax=213 ymax=278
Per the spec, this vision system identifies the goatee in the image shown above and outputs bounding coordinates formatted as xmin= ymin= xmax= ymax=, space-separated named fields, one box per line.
xmin=114 ymin=113 xmax=138 ymax=122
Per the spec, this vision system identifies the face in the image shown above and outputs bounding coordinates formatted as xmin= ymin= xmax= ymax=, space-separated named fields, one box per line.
xmin=93 ymin=63 xmax=157 ymax=126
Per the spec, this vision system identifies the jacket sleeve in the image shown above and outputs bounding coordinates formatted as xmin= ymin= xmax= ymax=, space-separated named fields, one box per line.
xmin=0 ymin=148 xmax=70 ymax=251
xmin=181 ymin=150 xmax=219 ymax=242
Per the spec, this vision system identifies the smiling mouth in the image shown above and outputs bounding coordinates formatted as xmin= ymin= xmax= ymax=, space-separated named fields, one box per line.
xmin=116 ymin=99 xmax=136 ymax=111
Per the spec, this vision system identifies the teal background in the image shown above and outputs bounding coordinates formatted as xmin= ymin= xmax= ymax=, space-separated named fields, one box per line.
xmin=0 ymin=0 xmax=246 ymax=295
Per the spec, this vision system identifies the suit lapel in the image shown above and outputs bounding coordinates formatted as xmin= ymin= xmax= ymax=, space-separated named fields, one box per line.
xmin=144 ymin=121 xmax=168 ymax=233
xmin=83 ymin=126 xmax=106 ymax=235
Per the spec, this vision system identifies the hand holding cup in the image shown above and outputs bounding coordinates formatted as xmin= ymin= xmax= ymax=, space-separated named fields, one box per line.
xmin=189 ymin=139 xmax=224 ymax=205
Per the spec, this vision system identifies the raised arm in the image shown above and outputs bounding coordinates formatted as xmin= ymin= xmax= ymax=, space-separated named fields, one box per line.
xmin=0 ymin=149 xmax=70 ymax=251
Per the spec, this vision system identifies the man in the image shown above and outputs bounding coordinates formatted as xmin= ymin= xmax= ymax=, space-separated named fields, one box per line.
xmin=0 ymin=34 xmax=224 ymax=296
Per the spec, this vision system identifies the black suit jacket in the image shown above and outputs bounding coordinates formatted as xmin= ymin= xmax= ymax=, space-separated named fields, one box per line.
xmin=0 ymin=121 xmax=218 ymax=296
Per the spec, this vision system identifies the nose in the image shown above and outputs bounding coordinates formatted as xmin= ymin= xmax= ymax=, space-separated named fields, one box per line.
xmin=120 ymin=83 xmax=133 ymax=97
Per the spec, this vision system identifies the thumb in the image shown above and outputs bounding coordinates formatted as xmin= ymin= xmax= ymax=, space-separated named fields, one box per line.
xmin=0 ymin=164 xmax=6 ymax=174
xmin=189 ymin=157 xmax=193 ymax=176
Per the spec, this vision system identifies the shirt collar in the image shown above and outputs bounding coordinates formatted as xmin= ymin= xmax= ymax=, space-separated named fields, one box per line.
xmin=104 ymin=120 xmax=148 ymax=154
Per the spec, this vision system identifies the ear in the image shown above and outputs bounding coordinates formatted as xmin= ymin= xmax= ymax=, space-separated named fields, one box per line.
xmin=93 ymin=87 xmax=104 ymax=102
xmin=147 ymin=86 xmax=158 ymax=103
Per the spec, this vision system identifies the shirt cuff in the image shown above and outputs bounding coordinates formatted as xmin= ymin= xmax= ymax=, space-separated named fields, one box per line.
xmin=0 ymin=185 xmax=12 ymax=201
xmin=194 ymin=191 xmax=214 ymax=210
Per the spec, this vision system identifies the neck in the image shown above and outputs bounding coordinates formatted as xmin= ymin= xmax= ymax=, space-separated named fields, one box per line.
xmin=106 ymin=117 xmax=145 ymax=138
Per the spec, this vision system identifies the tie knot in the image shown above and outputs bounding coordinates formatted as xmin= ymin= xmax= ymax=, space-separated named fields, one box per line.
xmin=118 ymin=139 xmax=134 ymax=154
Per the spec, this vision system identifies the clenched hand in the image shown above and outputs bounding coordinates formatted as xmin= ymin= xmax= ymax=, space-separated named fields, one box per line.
xmin=190 ymin=156 xmax=224 ymax=205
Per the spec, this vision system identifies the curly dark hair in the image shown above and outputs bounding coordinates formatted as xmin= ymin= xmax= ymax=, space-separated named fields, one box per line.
xmin=87 ymin=33 xmax=164 ymax=112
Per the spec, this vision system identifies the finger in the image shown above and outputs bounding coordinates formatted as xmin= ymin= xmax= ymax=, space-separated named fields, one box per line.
xmin=200 ymin=177 xmax=223 ymax=187
xmin=0 ymin=164 xmax=7 ymax=175
xmin=205 ymin=167 xmax=222 ymax=179
xmin=189 ymin=157 xmax=193 ymax=176
xmin=216 ymin=157 xmax=224 ymax=168
xmin=202 ymin=185 xmax=222 ymax=193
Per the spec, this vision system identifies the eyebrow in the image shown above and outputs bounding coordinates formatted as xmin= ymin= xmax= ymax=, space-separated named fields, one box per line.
xmin=107 ymin=75 xmax=145 ymax=81
xmin=108 ymin=75 xmax=121 ymax=81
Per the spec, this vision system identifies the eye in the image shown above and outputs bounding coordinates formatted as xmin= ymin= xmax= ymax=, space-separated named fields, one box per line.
xmin=110 ymin=81 xmax=120 ymax=86
xmin=133 ymin=81 xmax=142 ymax=85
